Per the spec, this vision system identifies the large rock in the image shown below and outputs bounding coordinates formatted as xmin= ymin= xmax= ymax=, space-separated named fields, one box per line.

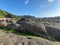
xmin=0 ymin=18 xmax=13 ymax=28
xmin=0 ymin=18 xmax=17 ymax=29
xmin=45 ymin=24 xmax=60 ymax=41
xmin=0 ymin=18 xmax=7 ymax=27
xmin=16 ymin=18 xmax=48 ymax=38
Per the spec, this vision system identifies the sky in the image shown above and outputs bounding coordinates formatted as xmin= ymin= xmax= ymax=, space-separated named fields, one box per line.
xmin=0 ymin=0 xmax=60 ymax=17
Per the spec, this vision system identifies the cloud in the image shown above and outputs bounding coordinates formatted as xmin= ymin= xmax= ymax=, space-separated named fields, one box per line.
xmin=48 ymin=0 xmax=54 ymax=3
xmin=40 ymin=5 xmax=43 ymax=7
xmin=25 ymin=0 xmax=29 ymax=5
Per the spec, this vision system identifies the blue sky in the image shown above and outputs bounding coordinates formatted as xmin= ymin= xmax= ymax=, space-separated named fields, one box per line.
xmin=0 ymin=0 xmax=60 ymax=17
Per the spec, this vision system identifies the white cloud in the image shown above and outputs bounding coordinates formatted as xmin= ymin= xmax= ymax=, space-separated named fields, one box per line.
xmin=40 ymin=5 xmax=43 ymax=7
xmin=48 ymin=0 xmax=54 ymax=3
xmin=25 ymin=0 xmax=29 ymax=5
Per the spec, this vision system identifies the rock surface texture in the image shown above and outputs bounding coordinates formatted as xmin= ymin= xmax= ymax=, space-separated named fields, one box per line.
xmin=45 ymin=25 xmax=60 ymax=41
xmin=0 ymin=18 xmax=48 ymax=38
xmin=0 ymin=30 xmax=55 ymax=45
xmin=16 ymin=19 xmax=48 ymax=38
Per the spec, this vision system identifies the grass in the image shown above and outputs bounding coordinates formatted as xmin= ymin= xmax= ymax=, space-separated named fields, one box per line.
xmin=0 ymin=15 xmax=4 ymax=18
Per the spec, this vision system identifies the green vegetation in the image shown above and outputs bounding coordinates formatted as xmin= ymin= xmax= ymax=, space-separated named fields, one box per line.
xmin=0 ymin=9 xmax=35 ymax=19
xmin=0 ymin=9 xmax=9 ymax=18
xmin=0 ymin=9 xmax=16 ymax=18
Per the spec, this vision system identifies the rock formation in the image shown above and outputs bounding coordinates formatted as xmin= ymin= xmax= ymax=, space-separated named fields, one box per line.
xmin=0 ymin=18 xmax=60 ymax=42
xmin=16 ymin=18 xmax=48 ymax=38
xmin=0 ymin=30 xmax=55 ymax=45
xmin=45 ymin=25 xmax=60 ymax=41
